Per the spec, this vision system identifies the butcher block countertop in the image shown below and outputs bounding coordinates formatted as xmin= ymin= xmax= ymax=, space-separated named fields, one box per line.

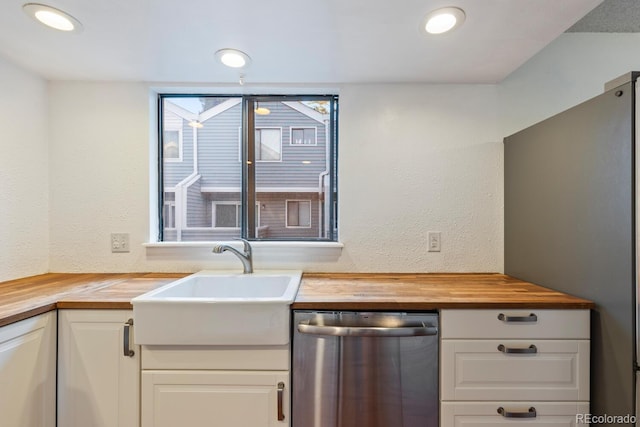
xmin=294 ymin=273 xmax=593 ymax=310
xmin=0 ymin=272 xmax=593 ymax=327
xmin=0 ymin=273 xmax=187 ymax=327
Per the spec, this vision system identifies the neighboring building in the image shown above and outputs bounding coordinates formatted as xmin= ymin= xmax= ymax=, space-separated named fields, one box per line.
xmin=161 ymin=98 xmax=332 ymax=241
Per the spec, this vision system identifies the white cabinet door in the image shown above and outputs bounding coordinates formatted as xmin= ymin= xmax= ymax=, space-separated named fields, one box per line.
xmin=58 ymin=309 xmax=139 ymax=427
xmin=0 ymin=311 xmax=56 ymax=427
xmin=141 ymin=370 xmax=289 ymax=427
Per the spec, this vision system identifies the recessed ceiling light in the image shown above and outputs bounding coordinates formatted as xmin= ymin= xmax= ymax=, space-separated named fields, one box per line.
xmin=215 ymin=49 xmax=251 ymax=68
xmin=423 ymin=7 xmax=465 ymax=35
xmin=23 ymin=3 xmax=83 ymax=33
xmin=188 ymin=120 xmax=204 ymax=128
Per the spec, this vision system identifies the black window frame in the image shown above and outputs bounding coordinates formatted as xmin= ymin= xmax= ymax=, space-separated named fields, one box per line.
xmin=157 ymin=94 xmax=339 ymax=242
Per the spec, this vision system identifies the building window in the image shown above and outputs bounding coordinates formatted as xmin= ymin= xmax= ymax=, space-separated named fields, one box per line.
xmin=286 ymin=200 xmax=311 ymax=228
xmin=290 ymin=127 xmax=317 ymax=145
xmin=159 ymin=95 xmax=338 ymax=242
xmin=256 ymin=128 xmax=282 ymax=161
xmin=163 ymin=129 xmax=182 ymax=160
xmin=213 ymin=202 xmax=241 ymax=228
xmin=163 ymin=201 xmax=176 ymax=229
xmin=213 ymin=202 xmax=260 ymax=228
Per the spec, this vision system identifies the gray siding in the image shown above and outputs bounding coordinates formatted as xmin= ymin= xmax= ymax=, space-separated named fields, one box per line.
xmin=195 ymin=101 xmax=327 ymax=189
xmin=163 ymin=229 xmax=178 ymax=241
xmin=186 ymin=177 xmax=207 ymax=227
xmin=198 ymin=104 xmax=243 ymax=188
xmin=163 ymin=108 xmax=194 ymax=187
xmin=181 ymin=229 xmax=240 ymax=241
xmin=254 ymin=102 xmax=327 ymax=189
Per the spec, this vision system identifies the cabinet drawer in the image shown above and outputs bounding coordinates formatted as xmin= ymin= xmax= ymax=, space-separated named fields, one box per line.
xmin=441 ymin=309 xmax=589 ymax=339
xmin=441 ymin=402 xmax=589 ymax=426
xmin=441 ymin=340 xmax=589 ymax=401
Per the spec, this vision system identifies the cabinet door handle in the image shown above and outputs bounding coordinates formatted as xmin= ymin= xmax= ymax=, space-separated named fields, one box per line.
xmin=497 ymin=406 xmax=537 ymax=418
xmin=497 ymin=344 xmax=537 ymax=354
xmin=123 ymin=318 xmax=135 ymax=357
xmin=497 ymin=313 xmax=537 ymax=323
xmin=277 ymin=382 xmax=285 ymax=421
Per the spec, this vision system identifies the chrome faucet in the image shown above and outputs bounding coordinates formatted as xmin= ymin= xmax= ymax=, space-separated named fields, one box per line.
xmin=212 ymin=238 xmax=253 ymax=274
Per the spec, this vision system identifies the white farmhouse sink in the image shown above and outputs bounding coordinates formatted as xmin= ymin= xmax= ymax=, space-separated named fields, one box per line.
xmin=132 ymin=270 xmax=302 ymax=346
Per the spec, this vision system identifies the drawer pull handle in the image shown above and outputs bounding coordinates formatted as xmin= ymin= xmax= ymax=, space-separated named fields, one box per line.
xmin=277 ymin=382 xmax=285 ymax=421
xmin=498 ymin=313 xmax=538 ymax=323
xmin=497 ymin=406 xmax=537 ymax=418
xmin=498 ymin=344 xmax=537 ymax=354
xmin=123 ymin=318 xmax=135 ymax=357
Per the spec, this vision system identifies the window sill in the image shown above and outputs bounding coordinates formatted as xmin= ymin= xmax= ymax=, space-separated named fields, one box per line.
xmin=144 ymin=241 xmax=343 ymax=264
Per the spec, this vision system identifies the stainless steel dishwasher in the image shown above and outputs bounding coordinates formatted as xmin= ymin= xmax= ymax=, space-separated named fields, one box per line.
xmin=292 ymin=311 xmax=439 ymax=427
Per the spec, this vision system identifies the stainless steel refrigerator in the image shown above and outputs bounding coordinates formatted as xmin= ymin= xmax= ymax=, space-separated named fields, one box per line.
xmin=504 ymin=71 xmax=640 ymax=421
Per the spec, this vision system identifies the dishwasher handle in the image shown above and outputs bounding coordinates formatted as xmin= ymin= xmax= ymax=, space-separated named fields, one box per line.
xmin=297 ymin=320 xmax=438 ymax=337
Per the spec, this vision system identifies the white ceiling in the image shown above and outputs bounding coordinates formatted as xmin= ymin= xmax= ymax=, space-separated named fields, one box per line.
xmin=0 ymin=0 xmax=603 ymax=84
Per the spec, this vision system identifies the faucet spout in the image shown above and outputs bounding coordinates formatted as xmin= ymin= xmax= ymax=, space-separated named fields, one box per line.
xmin=212 ymin=238 xmax=253 ymax=274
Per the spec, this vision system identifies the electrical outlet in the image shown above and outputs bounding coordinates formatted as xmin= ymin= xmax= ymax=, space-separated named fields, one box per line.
xmin=111 ymin=233 xmax=130 ymax=253
xmin=428 ymin=232 xmax=441 ymax=252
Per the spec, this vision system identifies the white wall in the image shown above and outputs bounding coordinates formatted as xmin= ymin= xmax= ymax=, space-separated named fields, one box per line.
xmin=48 ymin=82 xmax=150 ymax=272
xmin=0 ymin=56 xmax=49 ymax=281
xmin=499 ymin=33 xmax=640 ymax=135
xmin=43 ymin=32 xmax=640 ymax=274
xmin=46 ymin=82 xmax=504 ymax=273
xmin=337 ymin=84 xmax=503 ymax=272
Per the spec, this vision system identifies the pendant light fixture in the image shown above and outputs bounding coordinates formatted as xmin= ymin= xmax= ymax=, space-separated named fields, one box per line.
xmin=255 ymin=101 xmax=270 ymax=115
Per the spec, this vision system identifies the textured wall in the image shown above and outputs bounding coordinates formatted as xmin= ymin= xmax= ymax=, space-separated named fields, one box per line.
xmin=47 ymin=82 xmax=503 ymax=273
xmin=0 ymin=56 xmax=49 ymax=281
xmin=37 ymin=33 xmax=640 ymax=274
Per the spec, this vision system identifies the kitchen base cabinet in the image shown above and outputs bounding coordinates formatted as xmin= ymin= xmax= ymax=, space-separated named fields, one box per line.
xmin=57 ymin=309 xmax=139 ymax=427
xmin=441 ymin=402 xmax=589 ymax=426
xmin=0 ymin=311 xmax=56 ymax=427
xmin=141 ymin=370 xmax=289 ymax=427
xmin=440 ymin=309 xmax=590 ymax=427
xmin=141 ymin=345 xmax=290 ymax=427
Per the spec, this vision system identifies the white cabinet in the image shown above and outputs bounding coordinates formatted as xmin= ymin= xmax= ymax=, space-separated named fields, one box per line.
xmin=142 ymin=370 xmax=289 ymax=427
xmin=57 ymin=309 xmax=139 ymax=427
xmin=0 ymin=311 xmax=56 ymax=427
xmin=440 ymin=309 xmax=590 ymax=427
xmin=141 ymin=346 xmax=290 ymax=427
xmin=441 ymin=402 xmax=590 ymax=426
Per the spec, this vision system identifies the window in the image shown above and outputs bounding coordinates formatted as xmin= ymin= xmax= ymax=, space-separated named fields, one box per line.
xmin=291 ymin=127 xmax=316 ymax=145
xmin=213 ymin=202 xmax=261 ymax=229
xmin=159 ymin=95 xmax=338 ymax=242
xmin=256 ymin=128 xmax=282 ymax=161
xmin=163 ymin=201 xmax=176 ymax=228
xmin=163 ymin=130 xmax=181 ymax=160
xmin=286 ymin=200 xmax=311 ymax=228
xmin=213 ymin=202 xmax=241 ymax=228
